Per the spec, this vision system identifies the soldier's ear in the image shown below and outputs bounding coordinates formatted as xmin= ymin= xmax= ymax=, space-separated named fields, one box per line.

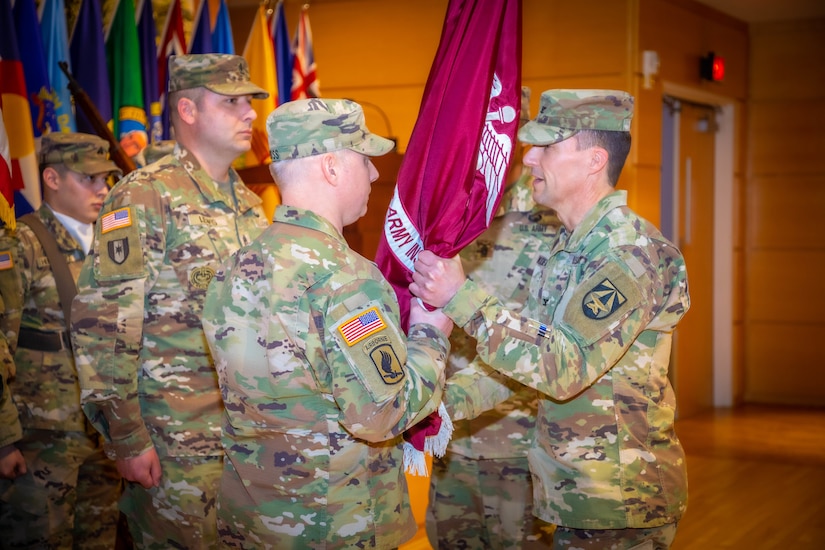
xmin=42 ymin=166 xmax=60 ymax=191
xmin=177 ymin=97 xmax=197 ymax=124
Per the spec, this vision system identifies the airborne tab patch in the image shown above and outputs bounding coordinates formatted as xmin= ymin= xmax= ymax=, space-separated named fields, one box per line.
xmin=338 ymin=306 xmax=387 ymax=346
xmin=582 ymin=277 xmax=627 ymax=320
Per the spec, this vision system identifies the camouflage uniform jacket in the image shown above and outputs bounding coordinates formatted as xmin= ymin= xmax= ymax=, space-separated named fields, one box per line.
xmin=72 ymin=145 xmax=268 ymax=460
xmin=445 ymin=206 xmax=559 ymax=460
xmin=202 ymin=206 xmax=450 ymax=547
xmin=0 ymin=207 xmax=89 ymax=440
xmin=0 ymin=229 xmax=22 ymax=448
xmin=444 ymin=190 xmax=690 ymax=529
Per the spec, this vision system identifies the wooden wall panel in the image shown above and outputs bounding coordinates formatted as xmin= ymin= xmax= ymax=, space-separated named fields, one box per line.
xmin=745 ymin=18 xmax=825 ymax=405
xmin=747 ymin=175 xmax=825 ymax=249
xmin=749 ymin=101 xmax=825 ymax=175
xmin=750 ymin=19 xmax=825 ymax=101
xmin=747 ymin=250 xmax=825 ymax=323
xmin=745 ymin=323 xmax=825 ymax=406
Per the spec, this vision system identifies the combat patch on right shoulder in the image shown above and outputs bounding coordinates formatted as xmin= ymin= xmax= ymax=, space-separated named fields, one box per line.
xmin=96 ymin=205 xmax=145 ymax=280
xmin=0 ymin=250 xmax=13 ymax=271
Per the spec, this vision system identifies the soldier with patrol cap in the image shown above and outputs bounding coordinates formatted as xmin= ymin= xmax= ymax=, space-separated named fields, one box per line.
xmin=72 ymin=54 xmax=270 ymax=549
xmin=0 ymin=132 xmax=122 ymax=549
xmin=411 ymin=89 xmax=691 ymax=549
xmin=201 ymin=98 xmax=454 ymax=548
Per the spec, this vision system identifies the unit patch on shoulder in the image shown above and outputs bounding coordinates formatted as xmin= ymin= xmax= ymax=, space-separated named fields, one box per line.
xmin=0 ymin=250 xmax=13 ymax=271
xmin=563 ymin=262 xmax=641 ymax=345
xmin=364 ymin=337 xmax=405 ymax=385
xmin=582 ymin=277 xmax=627 ymax=320
xmin=338 ymin=306 xmax=387 ymax=346
xmin=100 ymin=207 xmax=133 ymax=234
xmin=97 ymin=205 xmax=144 ymax=280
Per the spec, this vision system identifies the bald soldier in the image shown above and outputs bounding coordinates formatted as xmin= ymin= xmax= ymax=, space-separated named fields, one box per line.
xmin=0 ymin=133 xmax=122 ymax=548
xmin=202 ymin=98 xmax=453 ymax=549
xmin=71 ymin=54 xmax=270 ymax=549
xmin=411 ymin=90 xmax=690 ymax=549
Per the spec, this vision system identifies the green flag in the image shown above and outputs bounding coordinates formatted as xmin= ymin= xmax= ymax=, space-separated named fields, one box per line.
xmin=106 ymin=0 xmax=147 ymax=159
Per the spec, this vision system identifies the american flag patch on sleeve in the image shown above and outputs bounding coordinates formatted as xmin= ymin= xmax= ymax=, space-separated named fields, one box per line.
xmin=338 ymin=307 xmax=387 ymax=346
xmin=101 ymin=207 xmax=132 ymax=234
xmin=0 ymin=250 xmax=13 ymax=270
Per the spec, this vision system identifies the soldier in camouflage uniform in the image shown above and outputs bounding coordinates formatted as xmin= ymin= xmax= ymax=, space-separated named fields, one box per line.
xmin=0 ymin=227 xmax=24 ymax=481
xmin=71 ymin=54 xmax=270 ymax=549
xmin=201 ymin=98 xmax=454 ymax=549
xmin=427 ymin=87 xmax=557 ymax=549
xmin=0 ymin=133 xmax=123 ymax=548
xmin=411 ymin=90 xmax=690 ymax=549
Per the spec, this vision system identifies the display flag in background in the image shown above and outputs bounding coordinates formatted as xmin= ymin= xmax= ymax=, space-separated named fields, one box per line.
xmin=290 ymin=5 xmax=319 ymax=100
xmin=372 ymin=0 xmax=522 ymax=475
xmin=189 ymin=0 xmax=213 ymax=55
xmin=69 ymin=0 xmax=112 ymax=136
xmin=239 ymin=4 xmax=277 ymax=169
xmin=2 ymin=0 xmax=40 ymax=220
xmin=270 ymin=0 xmax=292 ymax=106
xmin=137 ymin=0 xmax=161 ymax=145
xmin=158 ymin=0 xmax=186 ymax=140
xmin=14 ymin=0 xmax=58 ymax=141
xmin=0 ymin=96 xmax=15 ymax=227
xmin=212 ymin=0 xmax=235 ymax=55
xmin=40 ymin=0 xmax=76 ymax=133
xmin=106 ymin=0 xmax=147 ymax=159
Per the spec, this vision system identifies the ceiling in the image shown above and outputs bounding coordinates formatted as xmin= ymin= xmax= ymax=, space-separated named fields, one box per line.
xmin=694 ymin=0 xmax=825 ymax=23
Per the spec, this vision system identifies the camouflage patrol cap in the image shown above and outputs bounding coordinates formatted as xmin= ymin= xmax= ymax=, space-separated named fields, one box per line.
xmin=142 ymin=140 xmax=176 ymax=164
xmin=267 ymin=98 xmax=395 ymax=161
xmin=168 ymin=54 xmax=269 ymax=98
xmin=519 ymin=89 xmax=634 ymax=145
xmin=39 ymin=132 xmax=121 ymax=175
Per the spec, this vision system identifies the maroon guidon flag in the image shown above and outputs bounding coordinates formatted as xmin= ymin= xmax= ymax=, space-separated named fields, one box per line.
xmin=374 ymin=0 xmax=522 ymax=328
xmin=373 ymin=0 xmax=522 ymax=473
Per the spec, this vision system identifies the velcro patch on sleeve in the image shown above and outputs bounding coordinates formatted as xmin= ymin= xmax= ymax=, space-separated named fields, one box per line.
xmin=563 ymin=262 xmax=641 ymax=345
xmin=0 ymin=250 xmax=13 ymax=270
xmin=97 ymin=205 xmax=145 ymax=280
xmin=100 ymin=207 xmax=133 ymax=234
xmin=337 ymin=306 xmax=387 ymax=346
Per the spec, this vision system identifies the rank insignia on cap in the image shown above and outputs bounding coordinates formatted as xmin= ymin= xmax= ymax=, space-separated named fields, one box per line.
xmin=338 ymin=306 xmax=387 ymax=346
xmin=0 ymin=251 xmax=13 ymax=270
xmin=582 ymin=277 xmax=627 ymax=320
xmin=101 ymin=207 xmax=133 ymax=234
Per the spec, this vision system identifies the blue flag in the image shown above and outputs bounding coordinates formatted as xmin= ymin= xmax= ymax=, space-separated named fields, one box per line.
xmin=13 ymin=0 xmax=58 ymax=138
xmin=271 ymin=0 xmax=292 ymax=105
xmin=40 ymin=0 xmax=76 ymax=132
xmin=189 ymin=0 xmax=213 ymax=55
xmin=69 ymin=0 xmax=112 ymax=135
xmin=137 ymin=0 xmax=161 ymax=144
xmin=212 ymin=0 xmax=234 ymax=54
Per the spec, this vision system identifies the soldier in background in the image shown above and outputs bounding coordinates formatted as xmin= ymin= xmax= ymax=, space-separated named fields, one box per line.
xmin=71 ymin=54 xmax=270 ymax=549
xmin=202 ymin=98 xmax=453 ymax=548
xmin=426 ymin=87 xmax=558 ymax=549
xmin=0 ymin=133 xmax=122 ymax=549
xmin=412 ymin=90 xmax=690 ymax=549
xmin=0 ymin=227 xmax=23 ymax=481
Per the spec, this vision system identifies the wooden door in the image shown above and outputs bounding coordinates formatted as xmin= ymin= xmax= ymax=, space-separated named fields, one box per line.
xmin=668 ymin=101 xmax=716 ymax=419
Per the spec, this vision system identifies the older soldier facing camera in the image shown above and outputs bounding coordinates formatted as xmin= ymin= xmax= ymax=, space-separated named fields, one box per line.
xmin=411 ymin=89 xmax=690 ymax=550
xmin=202 ymin=98 xmax=453 ymax=549
xmin=0 ymin=133 xmax=122 ymax=549
xmin=71 ymin=54 xmax=270 ymax=549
